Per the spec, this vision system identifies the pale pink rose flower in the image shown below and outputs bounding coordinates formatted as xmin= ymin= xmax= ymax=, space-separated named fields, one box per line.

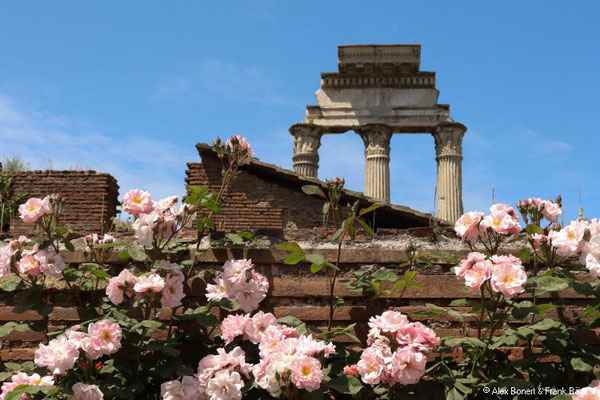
xmin=34 ymin=336 xmax=79 ymax=375
xmin=368 ymin=310 xmax=409 ymax=333
xmin=258 ymin=325 xmax=298 ymax=357
xmin=223 ymin=259 xmax=254 ymax=287
xmin=463 ymin=259 xmax=493 ymax=291
xmin=65 ymin=325 xmax=87 ymax=348
xmin=122 ymin=189 xmax=153 ymax=217
xmin=530 ymin=233 xmax=549 ymax=251
xmin=366 ymin=327 xmax=391 ymax=349
xmin=36 ymin=248 xmax=67 ymax=278
xmin=18 ymin=197 xmax=47 ymax=223
xmin=106 ymin=269 xmax=138 ymax=305
xmin=205 ymin=369 xmax=244 ymax=400
xmin=297 ymin=335 xmax=336 ymax=358
xmin=454 ymin=252 xmax=486 ymax=277
xmin=572 ymin=386 xmax=600 ymax=400
xmin=233 ymin=280 xmax=267 ymax=313
xmin=542 ymin=200 xmax=562 ymax=222
xmin=490 ymin=203 xmax=519 ymax=222
xmin=358 ymin=347 xmax=385 ymax=385
xmin=161 ymin=274 xmax=185 ymax=308
xmin=245 ymin=311 xmax=277 ymax=343
xmin=154 ymin=195 xmax=178 ymax=213
xmin=180 ymin=376 xmax=204 ymax=400
xmin=548 ymin=220 xmax=588 ymax=255
xmin=134 ymin=273 xmax=165 ymax=294
xmin=490 ymin=260 xmax=527 ymax=297
xmin=396 ymin=322 xmax=440 ymax=352
xmin=290 ymin=355 xmax=323 ymax=392
xmin=0 ymin=245 xmax=12 ymax=276
xmin=252 ymin=272 xmax=269 ymax=293
xmin=391 ymin=347 xmax=427 ymax=385
xmin=205 ymin=276 xmax=228 ymax=301
xmin=17 ymin=255 xmax=41 ymax=276
xmin=588 ymin=219 xmax=600 ymax=237
xmin=480 ymin=210 xmax=521 ymax=235
xmin=70 ymin=382 xmax=104 ymax=400
xmin=81 ymin=320 xmax=122 ymax=360
xmin=221 ymin=314 xmax=251 ymax=344
xmin=226 ymin=135 xmax=254 ymax=165
xmin=160 ymin=380 xmax=186 ymax=400
xmin=132 ymin=212 xmax=158 ymax=246
xmin=454 ymin=211 xmax=484 ymax=241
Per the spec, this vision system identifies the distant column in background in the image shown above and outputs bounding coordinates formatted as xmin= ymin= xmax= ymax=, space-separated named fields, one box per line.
xmin=433 ymin=122 xmax=467 ymax=222
xmin=357 ymin=125 xmax=393 ymax=203
xmin=290 ymin=124 xmax=322 ymax=178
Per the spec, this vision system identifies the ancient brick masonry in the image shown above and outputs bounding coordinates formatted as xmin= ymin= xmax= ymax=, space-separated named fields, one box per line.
xmin=185 ymin=144 xmax=438 ymax=234
xmin=4 ymin=169 xmax=119 ymax=236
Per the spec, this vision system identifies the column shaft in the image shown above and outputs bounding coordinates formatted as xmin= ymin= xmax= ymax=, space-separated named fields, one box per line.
xmin=433 ymin=123 xmax=466 ymax=222
xmin=358 ymin=125 xmax=392 ymax=203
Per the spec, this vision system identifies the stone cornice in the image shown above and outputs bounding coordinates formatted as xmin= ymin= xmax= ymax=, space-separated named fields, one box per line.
xmin=321 ymin=72 xmax=435 ymax=89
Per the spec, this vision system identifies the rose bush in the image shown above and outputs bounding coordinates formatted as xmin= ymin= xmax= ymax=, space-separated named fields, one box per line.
xmin=1 ymin=136 xmax=599 ymax=399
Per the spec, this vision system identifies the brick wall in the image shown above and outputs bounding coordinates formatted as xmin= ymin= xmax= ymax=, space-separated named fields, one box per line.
xmin=185 ymin=145 xmax=436 ymax=234
xmin=0 ymin=239 xmax=595 ymax=362
xmin=185 ymin=155 xmax=331 ymax=233
xmin=3 ymin=169 xmax=119 ymax=237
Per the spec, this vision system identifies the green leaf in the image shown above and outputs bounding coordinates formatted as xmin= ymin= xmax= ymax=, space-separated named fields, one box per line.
xmin=535 ymin=276 xmax=569 ymax=292
xmin=275 ymin=242 xmax=303 ymax=253
xmin=64 ymin=240 xmax=75 ymax=252
xmin=571 ymin=357 xmax=594 ymax=372
xmin=355 ymin=217 xmax=375 ymax=237
xmin=525 ymin=223 xmax=545 ymax=235
xmin=284 ymin=252 xmax=305 ymax=265
xmin=225 ymin=233 xmax=243 ymax=245
xmin=277 ymin=315 xmax=304 ymax=327
xmin=218 ymin=298 xmax=240 ymax=311
xmin=310 ymin=264 xmax=324 ymax=274
xmin=327 ymin=375 xmax=363 ymax=395
xmin=89 ymin=269 xmax=111 ymax=279
xmin=305 ymin=253 xmax=325 ymax=266
xmin=358 ymin=203 xmax=383 ymax=216
xmin=2 ymin=276 xmax=22 ymax=292
xmin=128 ymin=246 xmax=148 ymax=261
xmin=54 ymin=225 xmax=69 ymax=235
xmin=449 ymin=299 xmax=468 ymax=307
xmin=117 ymin=249 xmax=130 ymax=260
xmin=132 ymin=320 xmax=163 ymax=331
xmin=301 ymin=185 xmax=327 ymax=199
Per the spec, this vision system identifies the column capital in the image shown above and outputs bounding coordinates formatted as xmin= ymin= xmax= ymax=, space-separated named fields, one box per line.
xmin=356 ymin=124 xmax=393 ymax=157
xmin=290 ymin=123 xmax=322 ymax=155
xmin=432 ymin=122 xmax=466 ymax=158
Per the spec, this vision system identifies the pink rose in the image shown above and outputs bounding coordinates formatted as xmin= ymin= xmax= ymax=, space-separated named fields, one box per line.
xmin=548 ymin=220 xmax=587 ymax=256
xmin=134 ymin=274 xmax=165 ymax=294
xmin=34 ymin=336 xmax=79 ymax=375
xmin=106 ymin=269 xmax=138 ymax=305
xmin=490 ymin=257 xmax=527 ymax=297
xmin=542 ymin=200 xmax=562 ymax=222
xmin=80 ymin=320 xmax=122 ymax=360
xmin=18 ymin=197 xmax=48 ymax=223
xmin=221 ymin=314 xmax=251 ymax=344
xmin=71 ymin=382 xmax=104 ymax=400
xmin=122 ymin=189 xmax=153 ymax=217
xmin=463 ymin=259 xmax=493 ymax=291
xmin=290 ymin=355 xmax=323 ymax=392
xmin=357 ymin=347 xmax=385 ymax=385
xmin=454 ymin=252 xmax=486 ymax=277
xmin=454 ymin=211 xmax=483 ymax=241
xmin=391 ymin=347 xmax=427 ymax=385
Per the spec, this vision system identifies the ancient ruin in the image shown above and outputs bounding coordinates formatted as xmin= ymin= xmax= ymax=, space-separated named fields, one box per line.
xmin=290 ymin=45 xmax=467 ymax=222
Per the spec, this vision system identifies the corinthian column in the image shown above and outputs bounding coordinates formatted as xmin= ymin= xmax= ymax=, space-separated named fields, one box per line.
xmin=357 ymin=125 xmax=393 ymax=203
xmin=290 ymin=124 xmax=322 ymax=178
xmin=433 ymin=122 xmax=467 ymax=222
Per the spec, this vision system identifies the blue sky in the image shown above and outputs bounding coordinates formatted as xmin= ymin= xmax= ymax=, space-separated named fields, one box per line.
xmin=0 ymin=1 xmax=598 ymax=222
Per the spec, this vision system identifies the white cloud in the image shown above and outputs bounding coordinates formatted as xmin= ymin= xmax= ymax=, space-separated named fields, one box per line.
xmin=152 ymin=59 xmax=294 ymax=105
xmin=0 ymin=93 xmax=196 ymax=203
